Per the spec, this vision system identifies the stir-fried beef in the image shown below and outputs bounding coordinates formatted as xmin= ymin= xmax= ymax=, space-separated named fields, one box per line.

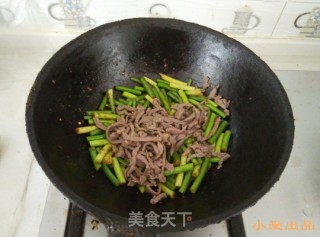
xmin=94 ymin=84 xmax=230 ymax=204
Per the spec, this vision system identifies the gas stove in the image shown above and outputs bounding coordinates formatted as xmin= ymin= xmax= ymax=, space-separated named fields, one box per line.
xmin=39 ymin=185 xmax=242 ymax=237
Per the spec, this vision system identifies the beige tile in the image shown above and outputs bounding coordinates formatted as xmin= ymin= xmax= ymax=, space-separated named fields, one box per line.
xmin=273 ymin=2 xmax=320 ymax=38
xmin=209 ymin=1 xmax=285 ymax=37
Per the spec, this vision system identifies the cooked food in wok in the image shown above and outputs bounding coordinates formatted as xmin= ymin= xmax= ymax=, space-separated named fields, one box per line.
xmin=75 ymin=73 xmax=232 ymax=204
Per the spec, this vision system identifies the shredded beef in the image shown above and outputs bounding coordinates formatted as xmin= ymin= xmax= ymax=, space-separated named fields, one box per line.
xmin=94 ymin=83 xmax=231 ymax=204
xmin=208 ymin=84 xmax=231 ymax=116
xmin=202 ymin=76 xmax=210 ymax=91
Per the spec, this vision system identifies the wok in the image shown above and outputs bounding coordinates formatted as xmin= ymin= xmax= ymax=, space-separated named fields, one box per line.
xmin=26 ymin=18 xmax=294 ymax=233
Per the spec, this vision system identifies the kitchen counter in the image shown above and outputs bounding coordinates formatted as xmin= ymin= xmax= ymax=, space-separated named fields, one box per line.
xmin=0 ymin=33 xmax=320 ymax=237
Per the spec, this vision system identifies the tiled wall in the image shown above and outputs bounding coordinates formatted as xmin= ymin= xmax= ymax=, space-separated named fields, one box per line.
xmin=1 ymin=0 xmax=320 ymax=39
xmin=274 ymin=1 xmax=320 ymax=38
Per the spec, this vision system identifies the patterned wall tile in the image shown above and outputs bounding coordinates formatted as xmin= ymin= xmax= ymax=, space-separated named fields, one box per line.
xmin=210 ymin=0 xmax=286 ymax=36
xmin=2 ymin=0 xmax=320 ymax=40
xmin=273 ymin=2 xmax=320 ymax=38
xmin=84 ymin=0 xmax=214 ymax=29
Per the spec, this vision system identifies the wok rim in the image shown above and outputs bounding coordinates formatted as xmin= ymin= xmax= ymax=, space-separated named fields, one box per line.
xmin=25 ymin=17 xmax=294 ymax=232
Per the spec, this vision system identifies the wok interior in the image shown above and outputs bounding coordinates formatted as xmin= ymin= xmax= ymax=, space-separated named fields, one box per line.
xmin=28 ymin=19 xmax=293 ymax=228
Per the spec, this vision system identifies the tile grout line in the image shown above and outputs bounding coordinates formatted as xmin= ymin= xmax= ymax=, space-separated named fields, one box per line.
xmin=271 ymin=2 xmax=287 ymax=36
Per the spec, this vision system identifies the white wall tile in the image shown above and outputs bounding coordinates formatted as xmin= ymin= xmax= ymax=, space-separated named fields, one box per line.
xmin=85 ymin=0 xmax=145 ymax=26
xmin=210 ymin=1 xmax=286 ymax=36
xmin=83 ymin=0 xmax=215 ymax=29
xmin=2 ymin=0 xmax=320 ymax=40
xmin=159 ymin=0 xmax=214 ymax=28
xmin=273 ymin=2 xmax=320 ymax=38
xmin=288 ymin=0 xmax=320 ymax=3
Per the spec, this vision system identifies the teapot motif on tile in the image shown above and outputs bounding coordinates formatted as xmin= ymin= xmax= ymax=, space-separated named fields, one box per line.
xmin=0 ymin=6 xmax=14 ymax=26
xmin=294 ymin=7 xmax=320 ymax=37
xmin=222 ymin=5 xmax=260 ymax=35
xmin=48 ymin=0 xmax=95 ymax=29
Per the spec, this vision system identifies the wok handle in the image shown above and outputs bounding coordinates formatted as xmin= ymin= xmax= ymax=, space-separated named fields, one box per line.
xmin=64 ymin=203 xmax=86 ymax=237
xmin=227 ymin=214 xmax=246 ymax=237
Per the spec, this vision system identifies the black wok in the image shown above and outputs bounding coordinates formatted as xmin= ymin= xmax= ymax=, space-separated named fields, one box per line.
xmin=26 ymin=18 xmax=294 ymax=233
